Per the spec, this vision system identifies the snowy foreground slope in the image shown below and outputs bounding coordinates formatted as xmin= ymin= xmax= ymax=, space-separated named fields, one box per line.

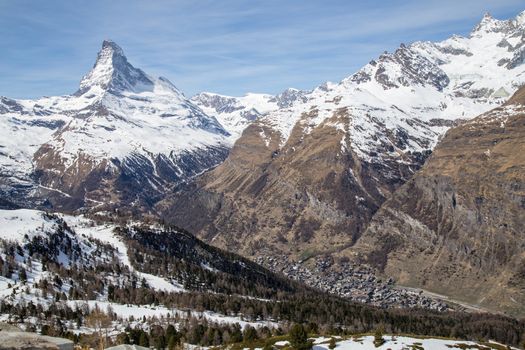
xmin=0 ymin=40 xmax=233 ymax=212
xmin=309 ymin=336 xmax=519 ymax=350
xmin=254 ymin=335 xmax=519 ymax=350
xmin=0 ymin=209 xmax=523 ymax=346
xmin=0 ymin=209 xmax=281 ymax=334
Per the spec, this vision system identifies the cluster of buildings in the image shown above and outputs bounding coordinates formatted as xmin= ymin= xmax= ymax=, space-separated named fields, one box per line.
xmin=255 ymin=255 xmax=448 ymax=312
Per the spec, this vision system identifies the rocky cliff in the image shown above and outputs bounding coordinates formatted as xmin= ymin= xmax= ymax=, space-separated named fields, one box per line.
xmin=351 ymin=85 xmax=525 ymax=316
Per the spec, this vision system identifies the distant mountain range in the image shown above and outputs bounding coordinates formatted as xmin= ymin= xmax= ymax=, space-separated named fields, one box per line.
xmin=191 ymin=88 xmax=308 ymax=138
xmin=0 ymin=40 xmax=312 ymax=214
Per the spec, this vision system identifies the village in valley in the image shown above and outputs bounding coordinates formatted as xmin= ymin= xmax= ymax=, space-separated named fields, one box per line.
xmin=256 ymin=255 xmax=448 ymax=312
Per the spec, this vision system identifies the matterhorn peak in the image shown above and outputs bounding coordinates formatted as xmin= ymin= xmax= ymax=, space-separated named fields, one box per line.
xmin=100 ymin=39 xmax=125 ymax=57
xmin=77 ymin=39 xmax=154 ymax=96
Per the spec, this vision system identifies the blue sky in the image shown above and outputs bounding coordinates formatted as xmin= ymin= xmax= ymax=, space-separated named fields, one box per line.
xmin=0 ymin=0 xmax=523 ymax=99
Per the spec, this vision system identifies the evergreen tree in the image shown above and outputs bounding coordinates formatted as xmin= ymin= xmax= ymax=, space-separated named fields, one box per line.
xmin=166 ymin=324 xmax=177 ymax=338
xmin=374 ymin=328 xmax=385 ymax=347
xmin=139 ymin=332 xmax=149 ymax=347
xmin=329 ymin=337 xmax=337 ymax=350
xmin=116 ymin=332 xmax=131 ymax=344
xmin=289 ymin=324 xmax=311 ymax=350
xmin=229 ymin=323 xmax=243 ymax=343
xmin=168 ymin=335 xmax=178 ymax=350
xmin=263 ymin=340 xmax=273 ymax=350
xmin=153 ymin=334 xmax=166 ymax=350
xmin=243 ymin=325 xmax=258 ymax=343
xmin=19 ymin=268 xmax=27 ymax=282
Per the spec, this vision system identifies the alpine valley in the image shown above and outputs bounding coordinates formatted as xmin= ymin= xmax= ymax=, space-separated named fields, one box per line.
xmin=0 ymin=8 xmax=525 ymax=350
xmin=161 ymin=11 xmax=525 ymax=316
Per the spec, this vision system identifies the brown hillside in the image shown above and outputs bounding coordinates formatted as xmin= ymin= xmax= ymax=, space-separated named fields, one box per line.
xmin=351 ymin=86 xmax=525 ymax=317
xmin=159 ymin=107 xmax=424 ymax=259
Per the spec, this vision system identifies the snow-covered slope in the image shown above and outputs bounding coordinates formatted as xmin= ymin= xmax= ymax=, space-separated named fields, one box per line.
xmin=0 ymin=208 xmax=291 ymax=333
xmin=0 ymin=207 xmax=298 ymax=296
xmin=310 ymin=335 xmax=517 ymax=350
xmin=0 ymin=208 xmax=184 ymax=293
xmin=191 ymin=88 xmax=308 ymax=138
xmin=261 ymin=11 xmax=525 ymax=159
xmin=0 ymin=40 xmax=231 ymax=211
xmin=0 ymin=209 xmax=280 ymax=337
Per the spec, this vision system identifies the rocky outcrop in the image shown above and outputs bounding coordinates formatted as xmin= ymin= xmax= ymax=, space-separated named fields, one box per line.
xmin=0 ymin=331 xmax=74 ymax=350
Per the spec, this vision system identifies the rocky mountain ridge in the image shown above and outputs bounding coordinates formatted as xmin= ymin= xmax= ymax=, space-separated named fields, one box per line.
xmin=191 ymin=88 xmax=308 ymax=138
xmin=160 ymin=11 xmax=525 ymax=264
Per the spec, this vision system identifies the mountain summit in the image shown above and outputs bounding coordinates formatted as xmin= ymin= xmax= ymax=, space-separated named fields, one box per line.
xmin=77 ymin=40 xmax=184 ymax=99
xmin=77 ymin=40 xmax=155 ymax=95
xmin=470 ymin=10 xmax=525 ymax=36
xmin=0 ymin=40 xmax=230 ymax=212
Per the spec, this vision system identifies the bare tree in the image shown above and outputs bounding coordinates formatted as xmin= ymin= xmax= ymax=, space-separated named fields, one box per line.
xmin=85 ymin=305 xmax=112 ymax=350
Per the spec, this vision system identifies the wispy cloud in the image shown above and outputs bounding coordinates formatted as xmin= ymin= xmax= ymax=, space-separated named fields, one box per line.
xmin=0 ymin=0 xmax=523 ymax=98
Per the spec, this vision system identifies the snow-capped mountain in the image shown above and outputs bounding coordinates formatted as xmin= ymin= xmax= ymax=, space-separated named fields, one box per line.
xmin=161 ymin=11 xmax=525 ymax=264
xmin=0 ymin=40 xmax=231 ymax=212
xmin=191 ymin=88 xmax=308 ymax=138
xmin=262 ymin=11 xmax=525 ymax=158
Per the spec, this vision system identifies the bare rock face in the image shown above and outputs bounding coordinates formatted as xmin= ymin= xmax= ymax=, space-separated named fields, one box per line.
xmin=371 ymin=44 xmax=450 ymax=91
xmin=351 ymin=86 xmax=525 ymax=317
